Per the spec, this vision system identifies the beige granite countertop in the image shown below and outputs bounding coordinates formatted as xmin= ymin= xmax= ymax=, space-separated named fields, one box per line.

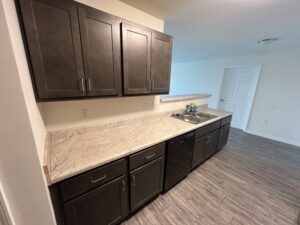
xmin=45 ymin=108 xmax=232 ymax=185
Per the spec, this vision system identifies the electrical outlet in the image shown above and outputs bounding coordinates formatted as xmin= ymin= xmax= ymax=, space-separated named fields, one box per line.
xmin=263 ymin=119 xmax=269 ymax=125
xmin=142 ymin=102 xmax=148 ymax=110
xmin=81 ymin=108 xmax=88 ymax=118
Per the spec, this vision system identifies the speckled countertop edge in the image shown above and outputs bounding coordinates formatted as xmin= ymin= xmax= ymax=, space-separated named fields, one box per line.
xmin=160 ymin=94 xmax=212 ymax=103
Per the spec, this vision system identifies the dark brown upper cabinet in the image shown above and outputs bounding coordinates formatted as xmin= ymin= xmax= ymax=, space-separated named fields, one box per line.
xmin=78 ymin=7 xmax=122 ymax=97
xmin=18 ymin=0 xmax=86 ymax=99
xmin=122 ymin=23 xmax=152 ymax=95
xmin=17 ymin=0 xmax=173 ymax=101
xmin=150 ymin=31 xmax=173 ymax=94
xmin=122 ymin=23 xmax=173 ymax=96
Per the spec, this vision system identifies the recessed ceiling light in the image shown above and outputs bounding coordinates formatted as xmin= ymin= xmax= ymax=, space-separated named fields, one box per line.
xmin=258 ymin=38 xmax=278 ymax=45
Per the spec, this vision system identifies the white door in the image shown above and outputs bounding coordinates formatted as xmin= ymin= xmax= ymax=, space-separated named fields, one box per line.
xmin=218 ymin=66 xmax=261 ymax=130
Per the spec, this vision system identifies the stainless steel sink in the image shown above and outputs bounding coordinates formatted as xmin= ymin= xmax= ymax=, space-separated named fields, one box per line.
xmin=172 ymin=112 xmax=217 ymax=124
xmin=182 ymin=114 xmax=203 ymax=124
xmin=196 ymin=112 xmax=217 ymax=121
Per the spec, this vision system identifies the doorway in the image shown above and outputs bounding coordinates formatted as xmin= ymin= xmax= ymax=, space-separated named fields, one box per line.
xmin=218 ymin=65 xmax=262 ymax=130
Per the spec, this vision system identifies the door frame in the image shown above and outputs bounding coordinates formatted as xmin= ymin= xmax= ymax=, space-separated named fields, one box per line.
xmin=217 ymin=64 xmax=262 ymax=131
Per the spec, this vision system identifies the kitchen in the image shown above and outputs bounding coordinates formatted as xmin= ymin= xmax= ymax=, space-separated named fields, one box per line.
xmin=0 ymin=0 xmax=300 ymax=225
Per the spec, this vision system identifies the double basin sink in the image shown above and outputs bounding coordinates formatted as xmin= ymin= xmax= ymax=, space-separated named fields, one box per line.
xmin=172 ymin=112 xmax=217 ymax=124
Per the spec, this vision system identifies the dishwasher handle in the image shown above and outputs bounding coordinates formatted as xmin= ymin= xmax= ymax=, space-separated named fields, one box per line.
xmin=170 ymin=132 xmax=195 ymax=144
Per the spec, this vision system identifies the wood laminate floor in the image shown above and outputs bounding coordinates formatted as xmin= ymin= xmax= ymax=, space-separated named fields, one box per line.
xmin=122 ymin=128 xmax=300 ymax=225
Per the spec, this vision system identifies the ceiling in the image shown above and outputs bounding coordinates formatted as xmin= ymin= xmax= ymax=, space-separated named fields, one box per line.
xmin=120 ymin=0 xmax=300 ymax=62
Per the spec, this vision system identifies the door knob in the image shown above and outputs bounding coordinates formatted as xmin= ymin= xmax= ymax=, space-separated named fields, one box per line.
xmin=220 ymin=99 xmax=225 ymax=102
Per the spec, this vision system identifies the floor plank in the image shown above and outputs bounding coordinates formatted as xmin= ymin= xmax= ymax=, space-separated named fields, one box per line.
xmin=122 ymin=128 xmax=300 ymax=225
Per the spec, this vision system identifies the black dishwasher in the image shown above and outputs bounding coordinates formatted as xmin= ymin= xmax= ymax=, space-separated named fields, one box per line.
xmin=164 ymin=131 xmax=195 ymax=192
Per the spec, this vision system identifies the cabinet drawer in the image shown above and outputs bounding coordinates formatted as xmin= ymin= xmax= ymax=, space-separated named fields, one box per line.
xmin=221 ymin=116 xmax=232 ymax=127
xmin=196 ymin=120 xmax=221 ymax=138
xmin=60 ymin=159 xmax=127 ymax=202
xmin=129 ymin=143 xmax=165 ymax=171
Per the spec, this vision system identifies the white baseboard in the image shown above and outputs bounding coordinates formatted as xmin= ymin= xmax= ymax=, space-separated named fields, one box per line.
xmin=245 ymin=129 xmax=300 ymax=147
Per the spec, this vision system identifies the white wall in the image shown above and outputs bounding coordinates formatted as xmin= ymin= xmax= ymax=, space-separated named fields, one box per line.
xmin=0 ymin=1 xmax=56 ymax=225
xmin=170 ymin=47 xmax=300 ymax=146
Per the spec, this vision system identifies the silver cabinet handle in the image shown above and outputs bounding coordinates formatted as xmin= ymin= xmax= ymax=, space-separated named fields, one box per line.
xmin=145 ymin=153 xmax=156 ymax=159
xmin=206 ymin=136 xmax=212 ymax=144
xmin=220 ymin=99 xmax=225 ymax=102
xmin=90 ymin=174 xmax=106 ymax=184
xmin=121 ymin=179 xmax=126 ymax=192
xmin=78 ymin=78 xmax=85 ymax=93
xmin=86 ymin=78 xmax=92 ymax=93
xmin=131 ymin=175 xmax=136 ymax=186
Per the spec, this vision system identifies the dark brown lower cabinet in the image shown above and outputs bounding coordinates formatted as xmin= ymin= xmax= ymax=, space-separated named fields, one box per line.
xmin=204 ymin=130 xmax=219 ymax=158
xmin=217 ymin=124 xmax=231 ymax=150
xmin=192 ymin=135 xmax=206 ymax=168
xmin=130 ymin=156 xmax=165 ymax=212
xmin=192 ymin=130 xmax=219 ymax=169
xmin=49 ymin=120 xmax=232 ymax=225
xmin=64 ymin=175 xmax=129 ymax=225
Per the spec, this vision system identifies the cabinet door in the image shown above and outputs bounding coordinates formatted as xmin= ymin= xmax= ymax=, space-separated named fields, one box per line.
xmin=130 ymin=157 xmax=165 ymax=212
xmin=150 ymin=32 xmax=173 ymax=94
xmin=217 ymin=124 xmax=231 ymax=150
xmin=204 ymin=130 xmax=219 ymax=159
xmin=78 ymin=7 xmax=122 ymax=97
xmin=122 ymin=23 xmax=151 ymax=95
xmin=64 ymin=176 xmax=129 ymax=225
xmin=192 ymin=136 xmax=206 ymax=169
xmin=18 ymin=0 xmax=85 ymax=99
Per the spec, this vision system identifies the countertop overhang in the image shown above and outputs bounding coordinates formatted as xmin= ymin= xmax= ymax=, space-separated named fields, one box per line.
xmin=45 ymin=108 xmax=232 ymax=185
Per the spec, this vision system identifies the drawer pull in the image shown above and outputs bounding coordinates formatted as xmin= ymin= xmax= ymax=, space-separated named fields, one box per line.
xmin=90 ymin=174 xmax=107 ymax=184
xmin=86 ymin=78 xmax=92 ymax=93
xmin=78 ymin=78 xmax=85 ymax=93
xmin=131 ymin=175 xmax=136 ymax=186
xmin=206 ymin=136 xmax=212 ymax=144
xmin=145 ymin=153 xmax=156 ymax=159
xmin=121 ymin=179 xmax=126 ymax=192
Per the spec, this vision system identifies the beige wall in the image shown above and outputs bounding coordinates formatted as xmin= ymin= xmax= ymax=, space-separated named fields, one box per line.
xmin=75 ymin=0 xmax=164 ymax=31
xmin=0 ymin=1 xmax=56 ymax=225
xmin=42 ymin=96 xmax=209 ymax=130
xmin=0 ymin=181 xmax=14 ymax=225
xmin=3 ymin=0 xmax=47 ymax=165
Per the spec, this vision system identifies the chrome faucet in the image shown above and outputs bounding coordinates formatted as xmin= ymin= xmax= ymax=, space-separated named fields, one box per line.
xmin=184 ymin=103 xmax=198 ymax=114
